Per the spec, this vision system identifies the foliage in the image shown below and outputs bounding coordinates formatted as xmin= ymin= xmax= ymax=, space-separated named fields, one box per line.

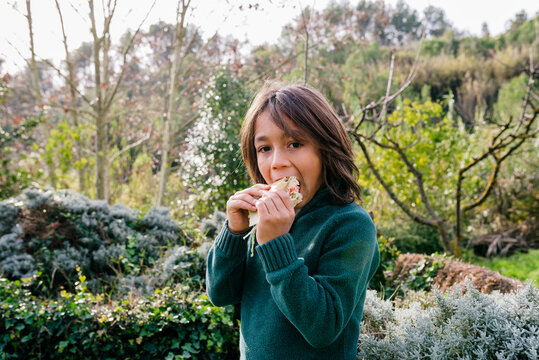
xmin=182 ymin=68 xmax=252 ymax=215
xmin=0 ymin=188 xmax=195 ymax=297
xmin=379 ymin=222 xmax=443 ymax=255
xmin=113 ymin=147 xmax=158 ymax=213
xmin=42 ymin=121 xmax=90 ymax=189
xmin=369 ymin=234 xmax=401 ymax=296
xmin=357 ymin=99 xmax=481 ymax=226
xmin=402 ymin=254 xmax=447 ymax=292
xmin=0 ymin=114 xmax=43 ymax=200
xmin=359 ymin=282 xmax=539 ymax=359
xmin=199 ymin=209 xmax=227 ymax=241
xmin=0 ymin=273 xmax=239 ymax=359
xmin=503 ymin=13 xmax=538 ymax=45
xmin=465 ymin=249 xmax=539 ymax=284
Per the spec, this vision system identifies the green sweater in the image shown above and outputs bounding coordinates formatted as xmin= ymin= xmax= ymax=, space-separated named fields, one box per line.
xmin=206 ymin=188 xmax=380 ymax=359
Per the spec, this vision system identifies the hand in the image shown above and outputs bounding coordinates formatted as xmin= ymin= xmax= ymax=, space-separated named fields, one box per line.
xmin=255 ymin=188 xmax=295 ymax=244
xmin=226 ymin=184 xmax=270 ymax=234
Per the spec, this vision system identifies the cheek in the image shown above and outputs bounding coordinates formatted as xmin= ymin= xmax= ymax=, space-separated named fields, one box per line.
xmin=256 ymin=157 xmax=270 ymax=181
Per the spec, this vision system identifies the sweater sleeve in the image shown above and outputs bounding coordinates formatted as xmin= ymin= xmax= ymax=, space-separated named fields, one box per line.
xmin=205 ymin=221 xmax=249 ymax=307
xmin=256 ymin=210 xmax=379 ymax=348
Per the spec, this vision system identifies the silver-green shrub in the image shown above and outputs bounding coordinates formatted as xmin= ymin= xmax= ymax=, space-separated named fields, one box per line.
xmin=0 ymin=201 xmax=19 ymax=235
xmin=0 ymin=188 xmax=189 ymax=296
xmin=53 ymin=246 xmax=90 ymax=276
xmin=0 ymin=226 xmax=35 ymax=278
xmin=358 ymin=282 xmax=539 ymax=359
xmin=200 ymin=209 xmax=227 ymax=240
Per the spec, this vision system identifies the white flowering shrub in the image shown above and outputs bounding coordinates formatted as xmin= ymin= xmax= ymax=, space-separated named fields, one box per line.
xmin=182 ymin=68 xmax=251 ymax=215
xmin=358 ymin=282 xmax=539 ymax=359
xmin=0 ymin=188 xmax=192 ymax=296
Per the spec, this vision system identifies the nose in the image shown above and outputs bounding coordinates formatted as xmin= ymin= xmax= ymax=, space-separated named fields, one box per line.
xmin=271 ymin=147 xmax=291 ymax=170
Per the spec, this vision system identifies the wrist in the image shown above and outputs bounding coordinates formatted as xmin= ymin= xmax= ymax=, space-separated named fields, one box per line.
xmin=227 ymin=221 xmax=250 ymax=235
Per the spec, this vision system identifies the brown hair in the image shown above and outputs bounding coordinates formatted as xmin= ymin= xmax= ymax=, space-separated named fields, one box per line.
xmin=241 ymin=81 xmax=362 ymax=205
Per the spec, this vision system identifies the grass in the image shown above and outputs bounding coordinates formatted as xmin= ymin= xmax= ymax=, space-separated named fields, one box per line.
xmin=465 ymin=249 xmax=539 ymax=284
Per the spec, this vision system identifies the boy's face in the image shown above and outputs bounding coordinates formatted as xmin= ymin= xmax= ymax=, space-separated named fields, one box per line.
xmin=254 ymin=110 xmax=323 ymax=211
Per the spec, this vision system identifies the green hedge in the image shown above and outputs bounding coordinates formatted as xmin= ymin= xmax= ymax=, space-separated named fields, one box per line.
xmin=0 ymin=274 xmax=239 ymax=359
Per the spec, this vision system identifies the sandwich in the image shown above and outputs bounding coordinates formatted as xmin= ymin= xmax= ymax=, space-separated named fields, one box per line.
xmin=245 ymin=176 xmax=302 ymax=256
xmin=248 ymin=176 xmax=302 ymax=227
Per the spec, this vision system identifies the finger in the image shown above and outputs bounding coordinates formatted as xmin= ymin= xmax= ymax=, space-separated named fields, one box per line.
xmin=261 ymin=194 xmax=280 ymax=215
xmin=228 ymin=199 xmax=257 ymax=212
xmin=230 ymin=193 xmax=260 ymax=209
xmin=256 ymin=199 xmax=269 ymax=218
xmin=269 ymin=188 xmax=294 ymax=211
xmin=236 ymin=184 xmax=271 ymax=199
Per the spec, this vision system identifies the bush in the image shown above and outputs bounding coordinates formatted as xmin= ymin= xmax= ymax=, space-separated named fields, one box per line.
xmin=0 ymin=113 xmax=43 ymax=201
xmin=181 ymin=68 xmax=251 ymax=216
xmin=369 ymin=235 xmax=401 ymax=297
xmin=0 ymin=274 xmax=239 ymax=359
xmin=359 ymin=282 xmax=539 ymax=359
xmin=0 ymin=188 xmax=191 ymax=297
xmin=379 ymin=221 xmax=443 ymax=255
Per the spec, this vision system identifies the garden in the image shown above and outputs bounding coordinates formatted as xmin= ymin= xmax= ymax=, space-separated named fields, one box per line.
xmin=1 ymin=0 xmax=538 ymax=358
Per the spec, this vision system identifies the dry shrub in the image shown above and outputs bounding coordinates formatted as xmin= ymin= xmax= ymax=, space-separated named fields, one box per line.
xmin=389 ymin=253 xmax=426 ymax=284
xmin=19 ymin=206 xmax=77 ymax=250
xmin=391 ymin=253 xmax=523 ymax=294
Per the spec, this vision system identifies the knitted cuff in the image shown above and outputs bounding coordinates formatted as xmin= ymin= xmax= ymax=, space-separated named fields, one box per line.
xmin=257 ymin=234 xmax=298 ymax=273
xmin=214 ymin=221 xmax=249 ymax=257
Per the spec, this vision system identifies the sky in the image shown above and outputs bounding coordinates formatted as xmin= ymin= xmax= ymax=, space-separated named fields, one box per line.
xmin=0 ymin=0 xmax=537 ymax=74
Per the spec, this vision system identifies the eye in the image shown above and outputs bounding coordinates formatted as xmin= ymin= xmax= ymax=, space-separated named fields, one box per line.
xmin=289 ymin=142 xmax=303 ymax=149
xmin=257 ymin=146 xmax=271 ymax=153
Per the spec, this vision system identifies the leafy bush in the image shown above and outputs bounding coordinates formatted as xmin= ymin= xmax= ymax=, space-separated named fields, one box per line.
xmin=0 ymin=113 xmax=43 ymax=200
xmin=369 ymin=235 xmax=401 ymax=296
xmin=379 ymin=221 xmax=443 ymax=255
xmin=0 ymin=188 xmax=191 ymax=297
xmin=402 ymin=255 xmax=447 ymax=292
xmin=0 ymin=274 xmax=239 ymax=359
xmin=359 ymin=282 xmax=539 ymax=359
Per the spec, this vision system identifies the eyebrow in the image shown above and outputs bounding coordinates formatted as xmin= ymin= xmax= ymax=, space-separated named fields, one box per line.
xmin=254 ymin=135 xmax=268 ymax=144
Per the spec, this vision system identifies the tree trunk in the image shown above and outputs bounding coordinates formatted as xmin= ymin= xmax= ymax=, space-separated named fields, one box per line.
xmin=25 ymin=0 xmax=42 ymax=106
xmin=89 ymin=0 xmax=107 ymax=200
xmin=156 ymin=0 xmax=189 ymax=206
xmin=55 ymin=0 xmax=86 ymax=193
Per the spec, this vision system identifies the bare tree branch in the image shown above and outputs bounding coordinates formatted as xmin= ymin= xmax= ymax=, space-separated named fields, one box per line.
xmin=103 ymin=0 xmax=157 ymax=113
xmin=41 ymin=58 xmax=94 ymax=108
xmin=109 ymin=125 xmax=153 ymax=162
xmin=352 ymin=133 xmax=436 ymax=227
xmin=379 ymin=50 xmax=395 ymax=122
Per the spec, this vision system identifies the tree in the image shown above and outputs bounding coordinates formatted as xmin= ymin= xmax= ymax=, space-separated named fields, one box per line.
xmin=156 ymin=0 xmax=193 ymax=206
xmin=423 ymin=5 xmax=451 ymax=38
xmin=390 ymin=0 xmax=421 ymax=45
xmin=154 ymin=1 xmax=231 ymax=206
xmin=24 ymin=0 xmax=42 ymax=106
xmin=347 ymin=54 xmax=538 ymax=256
xmin=53 ymin=0 xmax=87 ymax=193
xmin=481 ymin=22 xmax=490 ymax=39
xmin=73 ymin=0 xmax=154 ymax=200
